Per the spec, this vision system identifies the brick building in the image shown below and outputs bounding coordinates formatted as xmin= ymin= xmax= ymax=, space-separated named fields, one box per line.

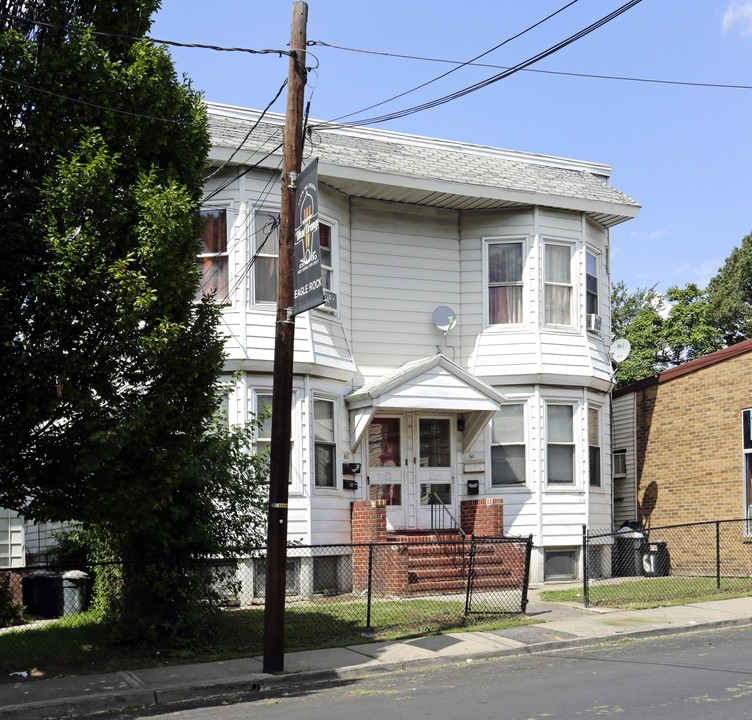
xmin=612 ymin=339 xmax=752 ymax=530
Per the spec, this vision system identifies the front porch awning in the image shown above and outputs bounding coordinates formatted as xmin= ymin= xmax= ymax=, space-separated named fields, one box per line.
xmin=345 ymin=354 xmax=505 ymax=451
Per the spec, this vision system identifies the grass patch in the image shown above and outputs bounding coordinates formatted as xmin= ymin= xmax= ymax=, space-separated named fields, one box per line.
xmin=1 ymin=598 xmax=537 ymax=681
xmin=541 ymin=577 xmax=752 ymax=610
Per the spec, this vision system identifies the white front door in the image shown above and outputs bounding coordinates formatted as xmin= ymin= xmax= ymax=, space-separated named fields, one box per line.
xmin=366 ymin=415 xmax=405 ymax=532
xmin=415 ymin=416 xmax=456 ymax=530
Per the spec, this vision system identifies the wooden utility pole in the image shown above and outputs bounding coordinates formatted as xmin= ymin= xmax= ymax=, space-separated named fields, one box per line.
xmin=263 ymin=1 xmax=308 ymax=675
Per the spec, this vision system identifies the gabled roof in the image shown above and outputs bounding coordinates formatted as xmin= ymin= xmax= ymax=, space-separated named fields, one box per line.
xmin=345 ymin=354 xmax=504 ymax=450
xmin=613 ymin=338 xmax=752 ymax=398
xmin=206 ymin=103 xmax=640 ymax=228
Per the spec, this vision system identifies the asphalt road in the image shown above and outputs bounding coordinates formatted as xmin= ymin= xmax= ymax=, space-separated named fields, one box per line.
xmin=105 ymin=626 xmax=752 ymax=720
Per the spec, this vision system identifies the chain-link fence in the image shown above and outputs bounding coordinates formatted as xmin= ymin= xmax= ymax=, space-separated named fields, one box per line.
xmin=0 ymin=535 xmax=532 ymax=675
xmin=583 ymin=519 xmax=752 ymax=608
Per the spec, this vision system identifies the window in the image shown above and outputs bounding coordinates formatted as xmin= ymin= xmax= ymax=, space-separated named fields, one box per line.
xmin=588 ymin=407 xmax=601 ymax=487
xmin=314 ymin=399 xmax=337 ymax=488
xmin=744 ymin=410 xmax=752 ymax=530
xmin=547 ymin=404 xmax=575 ymax=485
xmin=255 ymin=392 xmax=294 ymax=486
xmin=488 ymin=240 xmax=524 ymax=324
xmin=198 ymin=208 xmax=228 ymax=301
xmin=586 ymin=251 xmax=598 ymax=317
xmin=253 ymin=210 xmax=280 ymax=304
xmin=544 ymin=549 xmax=577 ymax=580
xmin=319 ymin=221 xmax=338 ymax=311
xmin=491 ymin=404 xmax=526 ymax=486
xmin=613 ymin=449 xmax=627 ymax=478
xmin=544 ymin=242 xmax=572 ymax=325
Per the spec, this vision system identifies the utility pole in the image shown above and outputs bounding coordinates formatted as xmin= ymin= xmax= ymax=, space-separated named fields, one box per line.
xmin=263 ymin=1 xmax=308 ymax=675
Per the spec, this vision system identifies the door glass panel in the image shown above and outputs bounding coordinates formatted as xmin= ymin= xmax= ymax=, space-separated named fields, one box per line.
xmin=369 ymin=484 xmax=402 ymax=505
xmin=368 ymin=418 xmax=401 ymax=467
xmin=419 ymin=418 xmax=450 ymax=467
xmin=420 ymin=483 xmax=451 ymax=505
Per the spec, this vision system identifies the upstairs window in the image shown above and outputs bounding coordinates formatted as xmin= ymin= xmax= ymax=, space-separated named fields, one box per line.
xmin=545 ymin=242 xmax=573 ymax=326
xmin=589 ymin=407 xmax=601 ymax=487
xmin=488 ymin=240 xmax=524 ymax=324
xmin=547 ymin=404 xmax=575 ymax=485
xmin=253 ymin=211 xmax=280 ymax=304
xmin=491 ymin=404 xmax=526 ymax=486
xmin=198 ymin=208 xmax=228 ymax=301
xmin=586 ymin=251 xmax=599 ymax=316
xmin=314 ymin=399 xmax=337 ymax=488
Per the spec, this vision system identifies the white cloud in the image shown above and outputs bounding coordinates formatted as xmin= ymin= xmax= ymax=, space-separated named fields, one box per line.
xmin=695 ymin=258 xmax=724 ymax=287
xmin=723 ymin=1 xmax=752 ymax=35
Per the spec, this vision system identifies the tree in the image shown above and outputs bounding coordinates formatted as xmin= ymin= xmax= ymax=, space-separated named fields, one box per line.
xmin=612 ymin=283 xmax=722 ymax=388
xmin=0 ymin=2 xmax=266 ymax=640
xmin=707 ymin=231 xmax=752 ymax=346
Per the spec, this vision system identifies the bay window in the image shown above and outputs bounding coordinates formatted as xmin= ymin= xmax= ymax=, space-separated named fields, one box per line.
xmin=314 ymin=398 xmax=337 ymax=488
xmin=544 ymin=241 xmax=573 ymax=326
xmin=588 ymin=406 xmax=601 ymax=487
xmin=198 ymin=208 xmax=228 ymax=301
xmin=253 ymin=210 xmax=280 ymax=304
xmin=491 ymin=404 xmax=526 ymax=486
xmin=488 ymin=240 xmax=524 ymax=324
xmin=547 ymin=404 xmax=575 ymax=485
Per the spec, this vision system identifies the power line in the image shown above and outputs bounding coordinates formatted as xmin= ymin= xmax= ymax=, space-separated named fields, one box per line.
xmin=326 ymin=0 xmax=645 ymax=128
xmin=326 ymin=0 xmax=581 ymax=124
xmin=311 ymin=40 xmax=752 ymax=93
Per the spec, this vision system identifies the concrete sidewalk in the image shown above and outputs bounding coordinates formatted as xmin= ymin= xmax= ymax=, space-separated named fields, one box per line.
xmin=3 ymin=593 xmax=752 ymax=720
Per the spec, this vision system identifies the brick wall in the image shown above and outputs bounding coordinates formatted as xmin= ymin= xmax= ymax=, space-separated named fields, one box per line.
xmin=460 ymin=498 xmax=504 ymax=536
xmin=635 ymin=352 xmax=752 ymax=528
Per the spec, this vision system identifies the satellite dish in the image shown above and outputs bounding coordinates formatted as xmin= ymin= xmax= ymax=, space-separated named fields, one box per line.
xmin=611 ymin=338 xmax=631 ymax=364
xmin=433 ymin=306 xmax=457 ymax=333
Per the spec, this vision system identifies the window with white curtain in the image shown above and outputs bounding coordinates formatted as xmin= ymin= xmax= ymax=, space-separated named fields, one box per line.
xmin=491 ymin=404 xmax=526 ymax=485
xmin=547 ymin=404 xmax=575 ymax=485
xmin=253 ymin=210 xmax=280 ymax=304
xmin=488 ymin=240 xmax=524 ymax=324
xmin=544 ymin=242 xmax=573 ymax=326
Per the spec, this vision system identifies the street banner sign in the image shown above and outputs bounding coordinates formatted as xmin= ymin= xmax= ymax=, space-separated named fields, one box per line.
xmin=293 ymin=159 xmax=324 ymax=316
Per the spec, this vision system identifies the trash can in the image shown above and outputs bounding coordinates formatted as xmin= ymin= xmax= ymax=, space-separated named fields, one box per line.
xmin=24 ymin=571 xmax=63 ymax=617
xmin=641 ymin=541 xmax=670 ymax=577
xmin=612 ymin=529 xmax=644 ymax=577
xmin=61 ymin=570 xmax=89 ymax=615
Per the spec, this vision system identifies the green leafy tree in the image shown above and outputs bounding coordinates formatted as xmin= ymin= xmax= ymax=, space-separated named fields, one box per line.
xmin=0 ymin=2 xmax=267 ymax=641
xmin=612 ymin=283 xmax=722 ymax=388
xmin=707 ymin=231 xmax=752 ymax=345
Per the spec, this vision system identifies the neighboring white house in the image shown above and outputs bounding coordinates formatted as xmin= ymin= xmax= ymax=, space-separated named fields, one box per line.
xmin=200 ymin=102 xmax=640 ymax=583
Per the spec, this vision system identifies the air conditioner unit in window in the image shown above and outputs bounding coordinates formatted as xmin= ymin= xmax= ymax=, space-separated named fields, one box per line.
xmin=321 ymin=289 xmax=338 ymax=312
xmin=586 ymin=313 xmax=602 ymax=333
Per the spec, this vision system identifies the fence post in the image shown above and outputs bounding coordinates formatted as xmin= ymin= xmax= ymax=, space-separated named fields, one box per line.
xmin=520 ymin=534 xmax=534 ymax=614
xmin=366 ymin=543 xmax=374 ymax=629
xmin=464 ymin=535 xmax=477 ymax=616
xmin=716 ymin=521 xmax=721 ymax=590
xmin=582 ymin=525 xmax=590 ymax=609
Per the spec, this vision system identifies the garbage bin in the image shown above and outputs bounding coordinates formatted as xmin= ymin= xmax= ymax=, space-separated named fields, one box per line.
xmin=641 ymin=541 xmax=670 ymax=577
xmin=612 ymin=529 xmax=644 ymax=577
xmin=24 ymin=571 xmax=63 ymax=617
xmin=61 ymin=570 xmax=89 ymax=615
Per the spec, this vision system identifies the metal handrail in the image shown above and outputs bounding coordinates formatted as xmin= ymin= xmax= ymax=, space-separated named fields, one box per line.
xmin=427 ymin=492 xmax=466 ymax=538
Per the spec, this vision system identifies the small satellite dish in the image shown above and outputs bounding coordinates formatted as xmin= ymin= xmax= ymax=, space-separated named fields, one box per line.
xmin=611 ymin=338 xmax=631 ymax=364
xmin=433 ymin=306 xmax=457 ymax=333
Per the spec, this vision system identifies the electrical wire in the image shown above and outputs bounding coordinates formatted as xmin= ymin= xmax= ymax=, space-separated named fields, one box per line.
xmin=316 ymin=0 xmax=645 ymax=128
xmin=310 ymin=41 xmax=752 ymax=93
xmin=0 ymin=73 xmax=197 ymax=124
xmin=325 ymin=0 xmax=581 ymax=124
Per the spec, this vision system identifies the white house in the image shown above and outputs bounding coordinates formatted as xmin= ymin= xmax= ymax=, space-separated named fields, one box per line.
xmin=201 ymin=102 xmax=640 ymax=583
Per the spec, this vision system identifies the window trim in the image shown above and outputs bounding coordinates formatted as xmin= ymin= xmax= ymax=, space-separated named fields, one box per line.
xmin=613 ymin=449 xmax=627 ymax=478
xmin=545 ymin=401 xmax=577 ymax=488
xmin=252 ymin=208 xmax=281 ymax=307
xmin=543 ymin=238 xmax=576 ymax=328
xmin=313 ymin=395 xmax=339 ymax=493
xmin=197 ymin=205 xmax=232 ymax=303
xmin=313 ymin=217 xmax=340 ymax=318
xmin=483 ymin=235 xmax=528 ymax=328
xmin=489 ymin=402 xmax=528 ymax=488
xmin=588 ymin=404 xmax=602 ymax=489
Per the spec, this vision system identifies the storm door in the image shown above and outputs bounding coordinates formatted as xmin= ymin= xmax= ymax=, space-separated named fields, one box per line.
xmin=416 ymin=416 xmax=455 ymax=529
xmin=367 ymin=416 xmax=404 ymax=531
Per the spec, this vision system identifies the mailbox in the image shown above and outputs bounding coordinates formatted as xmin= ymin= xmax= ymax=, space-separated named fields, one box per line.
xmin=467 ymin=479 xmax=479 ymax=495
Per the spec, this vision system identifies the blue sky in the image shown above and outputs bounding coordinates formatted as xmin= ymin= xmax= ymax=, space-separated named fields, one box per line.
xmin=151 ymin=0 xmax=752 ymax=295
